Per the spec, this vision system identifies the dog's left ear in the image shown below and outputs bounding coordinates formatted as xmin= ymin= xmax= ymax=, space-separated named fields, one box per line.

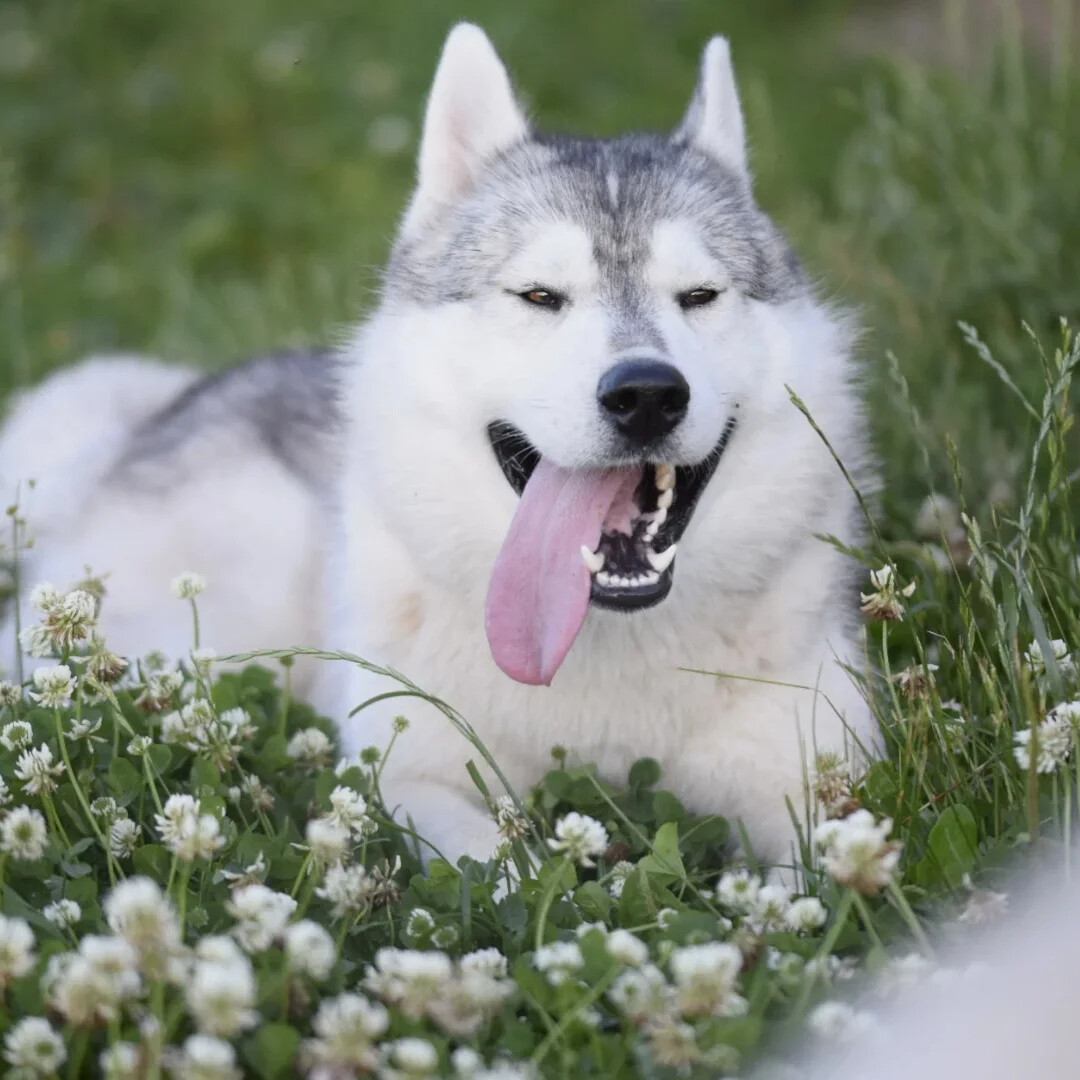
xmin=675 ymin=37 xmax=749 ymax=178
xmin=400 ymin=24 xmax=528 ymax=235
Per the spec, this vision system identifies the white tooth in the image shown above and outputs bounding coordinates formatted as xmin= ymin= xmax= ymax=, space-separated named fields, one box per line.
xmin=657 ymin=489 xmax=674 ymax=510
xmin=596 ymin=571 xmax=612 ymax=586
xmin=646 ymin=544 xmax=677 ymax=573
xmin=644 ymin=521 xmax=659 ymax=540
xmin=580 ymin=545 xmax=605 ymax=573
xmin=655 ymin=464 xmax=675 ymax=491
xmin=644 ymin=571 xmax=660 ymax=585
xmin=617 ymin=576 xmax=631 ymax=587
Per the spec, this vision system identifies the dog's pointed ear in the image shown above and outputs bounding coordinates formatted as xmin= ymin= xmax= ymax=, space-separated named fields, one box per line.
xmin=675 ymin=37 xmax=748 ymax=178
xmin=401 ymin=24 xmax=527 ymax=234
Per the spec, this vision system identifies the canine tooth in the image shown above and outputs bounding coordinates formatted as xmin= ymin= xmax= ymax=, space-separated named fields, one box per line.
xmin=657 ymin=489 xmax=674 ymax=510
xmin=580 ymin=545 xmax=605 ymax=573
xmin=596 ymin=571 xmax=612 ymax=586
xmin=646 ymin=544 xmax=677 ymax=573
xmin=656 ymin=464 xmax=675 ymax=491
xmin=644 ymin=571 xmax=660 ymax=585
xmin=645 ymin=521 xmax=659 ymax=540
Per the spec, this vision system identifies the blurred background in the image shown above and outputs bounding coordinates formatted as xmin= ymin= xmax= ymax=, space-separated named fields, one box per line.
xmin=1 ymin=0 xmax=1078 ymax=525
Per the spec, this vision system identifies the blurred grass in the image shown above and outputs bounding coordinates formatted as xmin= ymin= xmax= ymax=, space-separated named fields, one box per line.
xmin=1 ymin=0 xmax=1078 ymax=527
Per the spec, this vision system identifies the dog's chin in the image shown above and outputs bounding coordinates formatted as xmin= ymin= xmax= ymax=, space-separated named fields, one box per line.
xmin=486 ymin=417 xmax=737 ymax=613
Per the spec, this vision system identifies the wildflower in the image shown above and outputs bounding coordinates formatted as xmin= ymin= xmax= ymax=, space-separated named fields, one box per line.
xmin=859 ymin=564 xmax=916 ymax=621
xmin=382 ymin=1038 xmax=439 ymax=1078
xmin=493 ymin=795 xmax=529 ymax=841
xmin=878 ymin=952 xmax=934 ymax=995
xmin=431 ymin=925 xmax=459 ymax=950
xmin=43 ymin=899 xmax=81 ymax=930
xmin=220 ymin=851 xmax=267 ymax=887
xmin=893 ymin=662 xmax=939 ymax=701
xmin=787 ymin=896 xmax=828 ymax=933
xmin=451 ymin=1047 xmax=483 ymax=1076
xmin=716 ymin=868 xmax=761 ymax=913
xmin=161 ymin=699 xmax=215 ymax=749
xmin=99 ymin=1042 xmax=140 ymax=1080
xmin=958 ymin=888 xmax=1009 ymax=925
xmin=227 ymin=884 xmax=297 ymax=952
xmin=546 ymin=812 xmax=608 ymax=867
xmin=1013 ymin=712 xmax=1074 ymax=773
xmin=533 ymin=941 xmax=584 ymax=986
xmin=646 ymin=1017 xmax=701 ymax=1069
xmin=51 ymin=936 xmax=141 ymax=1024
xmin=427 ymin=967 xmax=513 ymax=1037
xmin=669 ymin=942 xmax=746 ymax=1017
xmin=104 ymin=877 xmax=182 ymax=961
xmin=186 ymin=955 xmax=258 ymax=1037
xmin=29 ymin=583 xmax=61 ymax=613
xmin=607 ymin=859 xmax=634 ymax=898
xmin=461 ymin=948 xmax=509 ymax=980
xmin=368 ymin=855 xmax=403 ymax=907
xmin=0 ymin=776 xmax=11 ymax=808
xmin=606 ymin=929 xmax=649 ymax=967
xmin=813 ymin=752 xmax=857 ymax=818
xmin=805 ymin=953 xmax=859 ymax=983
xmin=816 ymin=810 xmax=901 ymax=895
xmin=43 ymin=589 xmax=96 ymax=650
xmin=747 ymin=883 xmax=793 ymax=933
xmin=1 ymin=805 xmax=49 ymax=860
xmin=127 ymin=734 xmax=152 ymax=755
xmin=170 ymin=572 xmax=206 ymax=599
xmin=657 ymin=907 xmax=678 ymax=930
xmin=287 ymin=726 xmax=333 ymax=764
xmin=0 ymin=680 xmax=19 ymax=707
xmin=807 ymin=1000 xmax=880 ymax=1042
xmin=3 ymin=1017 xmax=66 ymax=1077
xmin=304 ymin=816 xmax=350 ymax=867
xmin=284 ymin=920 xmax=337 ymax=982
xmin=85 ymin=640 xmax=128 ymax=685
xmin=1 ymin=719 xmax=32 ymax=750
xmin=27 ymin=664 xmax=76 ymax=709
xmin=1023 ymin=639 xmax=1076 ymax=680
xmin=91 ymin=796 xmax=118 ymax=820
xmin=20 ymin=622 xmax=53 ymax=658
xmin=405 ymin=907 xmax=437 ymax=941
xmin=190 ymin=646 xmax=217 ymax=671
xmin=363 ymin=948 xmax=453 ymax=1017
xmin=0 ymin=914 xmax=36 ymax=987
xmin=301 ymin=993 xmax=389 ymax=1075
xmin=14 ymin=743 xmax=64 ymax=796
xmin=135 ymin=667 xmax=183 ymax=712
xmin=155 ymin=794 xmax=223 ymax=861
xmin=166 ymin=1035 xmax=241 ymax=1080
xmin=608 ymin=964 xmax=672 ymax=1021
xmin=317 ymin=861 xmax=372 ymax=919
xmin=110 ymin=816 xmax=141 ymax=859
xmin=66 ymin=714 xmax=104 ymax=742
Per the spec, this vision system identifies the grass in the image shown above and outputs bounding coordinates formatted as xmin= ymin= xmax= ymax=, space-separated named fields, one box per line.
xmin=2 ymin=0 xmax=1080 ymax=1077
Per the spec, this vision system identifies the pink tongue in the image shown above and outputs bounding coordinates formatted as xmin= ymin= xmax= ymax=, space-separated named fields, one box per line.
xmin=486 ymin=459 xmax=639 ymax=685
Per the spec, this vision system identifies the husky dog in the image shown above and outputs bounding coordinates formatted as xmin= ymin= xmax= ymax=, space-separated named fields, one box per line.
xmin=0 ymin=25 xmax=874 ymax=865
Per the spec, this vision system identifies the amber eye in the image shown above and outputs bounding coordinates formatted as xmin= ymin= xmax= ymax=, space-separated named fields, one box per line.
xmin=677 ymin=287 xmax=720 ymax=310
xmin=518 ymin=288 xmax=565 ymax=311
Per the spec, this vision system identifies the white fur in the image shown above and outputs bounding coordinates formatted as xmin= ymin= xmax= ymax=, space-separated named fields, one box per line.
xmin=676 ymin=36 xmax=748 ymax=176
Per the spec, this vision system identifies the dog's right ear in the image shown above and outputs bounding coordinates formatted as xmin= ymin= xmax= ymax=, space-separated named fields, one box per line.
xmin=675 ymin=37 xmax=749 ymax=179
xmin=400 ymin=24 xmax=527 ymax=235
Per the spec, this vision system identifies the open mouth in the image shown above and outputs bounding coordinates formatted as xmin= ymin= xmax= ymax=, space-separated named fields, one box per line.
xmin=487 ymin=420 xmax=736 ymax=611
xmin=484 ymin=418 xmax=736 ymax=686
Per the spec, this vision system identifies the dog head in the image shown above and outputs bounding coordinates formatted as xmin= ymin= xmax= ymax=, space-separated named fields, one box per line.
xmin=364 ymin=25 xmax=857 ymax=684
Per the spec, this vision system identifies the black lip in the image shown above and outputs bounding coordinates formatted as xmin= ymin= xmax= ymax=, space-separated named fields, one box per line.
xmin=487 ymin=417 xmax=737 ymax=611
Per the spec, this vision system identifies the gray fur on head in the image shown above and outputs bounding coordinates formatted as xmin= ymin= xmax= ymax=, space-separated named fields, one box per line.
xmin=387 ymin=25 xmax=804 ymax=313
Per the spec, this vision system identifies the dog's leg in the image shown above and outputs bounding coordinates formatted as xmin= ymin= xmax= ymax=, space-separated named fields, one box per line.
xmin=385 ymin=779 xmax=501 ymax=867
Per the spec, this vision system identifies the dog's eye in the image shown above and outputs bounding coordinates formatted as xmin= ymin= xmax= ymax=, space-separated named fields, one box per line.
xmin=517 ymin=288 xmax=565 ymax=311
xmin=677 ymin=287 xmax=721 ymax=310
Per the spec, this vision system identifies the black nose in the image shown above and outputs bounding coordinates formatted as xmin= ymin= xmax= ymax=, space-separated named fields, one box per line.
xmin=597 ymin=359 xmax=690 ymax=443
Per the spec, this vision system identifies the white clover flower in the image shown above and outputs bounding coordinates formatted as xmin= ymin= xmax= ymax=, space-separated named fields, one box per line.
xmin=227 ymin=883 xmax=297 ymax=952
xmin=52 ymin=936 xmax=141 ymax=1024
xmin=860 ymin=563 xmax=916 ymax=621
xmin=29 ymin=583 xmax=61 ymax=613
xmin=99 ymin=1041 xmax=140 ymax=1080
xmin=104 ymin=876 xmax=182 ymax=964
xmin=716 ymin=869 xmax=762 ymax=913
xmin=656 ymin=907 xmax=678 ymax=930
xmin=305 ymin=816 xmax=350 ymax=867
xmin=533 ymin=941 xmax=584 ymax=986
xmin=127 ymin=734 xmax=153 ymax=756
xmin=0 ymin=914 xmax=36 ymax=987
xmin=220 ymin=851 xmax=267 ymax=887
xmin=195 ymin=935 xmax=247 ymax=966
xmin=787 ymin=896 xmax=828 ymax=933
xmin=287 ymin=726 xmax=333 ymax=763
xmin=1013 ymin=712 xmax=1073 ymax=773
xmin=43 ymin=899 xmax=81 ymax=931
xmin=647 ymin=1017 xmax=702 ymax=1069
xmin=606 ymin=929 xmax=649 ymax=967
xmin=44 ymin=589 xmax=97 ymax=650
xmin=316 ymin=861 xmax=372 ymax=919
xmin=19 ymin=623 xmax=54 ymax=659
xmin=167 ymin=1035 xmax=241 ymax=1080
xmin=186 ymin=954 xmax=258 ymax=1036
xmin=363 ymin=948 xmax=454 ymax=1017
xmin=607 ymin=859 xmax=635 ymax=898
xmin=110 ymin=816 xmax=141 ymax=859
xmin=327 ymin=784 xmax=372 ymax=837
xmin=170 ymin=572 xmax=206 ymax=599
xmin=0 ymin=681 xmax=20 ymax=707
xmin=807 ymin=1000 xmax=880 ymax=1043
xmin=816 ymin=810 xmax=902 ymax=896
xmin=607 ymin=963 xmax=672 ymax=1021
xmin=426 ymin=966 xmax=513 ymax=1037
xmin=382 ymin=1038 xmax=439 ymax=1077
xmin=154 ymin=793 xmax=223 ymax=861
xmin=190 ymin=646 xmax=218 ymax=670
xmin=1023 ymin=638 xmax=1076 ymax=679
xmin=0 ymin=776 xmax=10 ymax=809
xmin=284 ymin=919 xmax=337 ymax=982
xmin=669 ymin=942 xmax=746 ymax=1017
xmin=461 ymin=948 xmax=509 ymax=980
xmin=878 ymin=951 xmax=934 ymax=995
xmin=27 ymin=664 xmax=76 ymax=708
xmin=0 ymin=719 xmax=32 ymax=750
xmin=546 ymin=812 xmax=609 ymax=867
xmin=3 ymin=1017 xmax=66 ymax=1077
xmin=91 ymin=796 xmax=119 ymax=820
xmin=1 ymin=805 xmax=49 ymax=861
xmin=451 ymin=1047 xmax=484 ymax=1076
xmin=14 ymin=742 xmax=64 ymax=796
xmin=405 ymin=907 xmax=436 ymax=940
xmin=66 ymin=715 xmax=104 ymax=742
xmin=747 ymin=883 xmax=793 ymax=933
xmin=958 ymin=888 xmax=1009 ymax=925
xmin=301 ymin=993 xmax=389 ymax=1074
xmin=492 ymin=795 xmax=529 ymax=841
